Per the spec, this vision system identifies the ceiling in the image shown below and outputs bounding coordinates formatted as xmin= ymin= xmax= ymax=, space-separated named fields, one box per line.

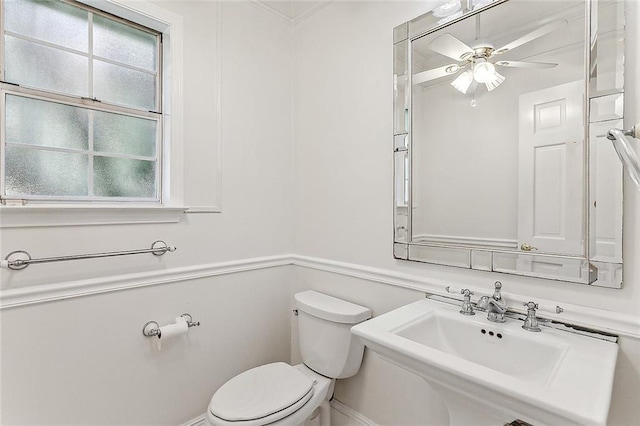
xmin=256 ymin=0 xmax=329 ymax=22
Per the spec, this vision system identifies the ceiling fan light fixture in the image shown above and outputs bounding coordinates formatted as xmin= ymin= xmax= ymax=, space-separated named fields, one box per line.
xmin=473 ymin=58 xmax=496 ymax=83
xmin=472 ymin=0 xmax=493 ymax=10
xmin=432 ymin=1 xmax=462 ymax=18
xmin=450 ymin=69 xmax=474 ymax=94
xmin=484 ymin=70 xmax=505 ymax=91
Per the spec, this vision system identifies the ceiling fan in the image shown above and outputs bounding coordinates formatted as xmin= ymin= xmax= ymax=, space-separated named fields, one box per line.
xmin=413 ymin=19 xmax=568 ymax=95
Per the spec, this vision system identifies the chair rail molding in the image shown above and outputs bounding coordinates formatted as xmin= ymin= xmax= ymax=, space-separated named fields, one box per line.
xmin=1 ymin=254 xmax=637 ymax=339
xmin=291 ymin=255 xmax=640 ymax=340
xmin=0 ymin=255 xmax=292 ymax=309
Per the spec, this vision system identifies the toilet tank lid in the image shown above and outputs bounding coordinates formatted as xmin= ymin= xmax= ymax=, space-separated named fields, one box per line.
xmin=294 ymin=291 xmax=371 ymax=324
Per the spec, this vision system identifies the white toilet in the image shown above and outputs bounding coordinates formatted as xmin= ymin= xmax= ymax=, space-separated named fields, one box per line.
xmin=205 ymin=290 xmax=371 ymax=426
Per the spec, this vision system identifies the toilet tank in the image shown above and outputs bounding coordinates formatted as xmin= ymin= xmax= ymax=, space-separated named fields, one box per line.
xmin=294 ymin=291 xmax=371 ymax=379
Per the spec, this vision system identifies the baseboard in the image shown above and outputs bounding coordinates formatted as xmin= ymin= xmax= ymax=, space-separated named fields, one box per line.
xmin=180 ymin=413 xmax=206 ymax=426
xmin=331 ymin=399 xmax=377 ymax=426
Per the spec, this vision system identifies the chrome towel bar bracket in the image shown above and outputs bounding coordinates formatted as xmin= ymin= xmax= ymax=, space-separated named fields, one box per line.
xmin=1 ymin=240 xmax=176 ymax=271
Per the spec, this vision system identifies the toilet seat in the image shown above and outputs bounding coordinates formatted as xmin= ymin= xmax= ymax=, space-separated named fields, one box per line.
xmin=208 ymin=362 xmax=315 ymax=426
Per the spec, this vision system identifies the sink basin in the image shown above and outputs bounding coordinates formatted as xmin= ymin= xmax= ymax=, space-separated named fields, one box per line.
xmin=351 ymin=298 xmax=619 ymax=426
xmin=395 ymin=308 xmax=567 ymax=386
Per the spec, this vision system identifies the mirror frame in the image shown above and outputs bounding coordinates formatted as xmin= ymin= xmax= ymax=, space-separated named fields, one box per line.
xmin=393 ymin=0 xmax=625 ymax=288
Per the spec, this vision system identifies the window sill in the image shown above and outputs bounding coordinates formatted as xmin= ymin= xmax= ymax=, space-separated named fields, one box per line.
xmin=0 ymin=205 xmax=187 ymax=228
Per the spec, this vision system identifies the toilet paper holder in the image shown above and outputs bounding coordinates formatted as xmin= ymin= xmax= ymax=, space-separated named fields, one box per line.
xmin=142 ymin=313 xmax=201 ymax=338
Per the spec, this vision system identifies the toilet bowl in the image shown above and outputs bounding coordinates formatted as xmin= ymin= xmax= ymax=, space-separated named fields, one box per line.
xmin=204 ymin=291 xmax=371 ymax=426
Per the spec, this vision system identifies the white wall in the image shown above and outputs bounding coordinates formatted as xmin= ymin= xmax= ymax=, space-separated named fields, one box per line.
xmin=1 ymin=1 xmax=638 ymax=425
xmin=292 ymin=0 xmax=639 ymax=424
xmin=0 ymin=0 xmax=294 ymax=291
xmin=293 ymin=0 xmax=640 ymax=316
xmin=0 ymin=1 xmax=294 ymax=424
xmin=1 ymin=268 xmax=292 ymax=424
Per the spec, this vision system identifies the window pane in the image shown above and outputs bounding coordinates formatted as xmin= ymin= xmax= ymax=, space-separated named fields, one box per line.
xmin=93 ymin=156 xmax=156 ymax=198
xmin=93 ymin=15 xmax=156 ymax=71
xmin=93 ymin=60 xmax=156 ymax=110
xmin=5 ymin=35 xmax=88 ymax=97
xmin=94 ymin=111 xmax=157 ymax=157
xmin=6 ymin=95 xmax=89 ymax=150
xmin=5 ymin=146 xmax=88 ymax=197
xmin=4 ymin=0 xmax=88 ymax=52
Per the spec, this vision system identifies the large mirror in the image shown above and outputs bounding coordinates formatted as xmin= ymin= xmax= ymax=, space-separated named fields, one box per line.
xmin=393 ymin=0 xmax=625 ymax=288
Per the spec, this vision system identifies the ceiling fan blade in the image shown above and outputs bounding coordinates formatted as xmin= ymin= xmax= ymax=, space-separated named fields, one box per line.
xmin=413 ymin=64 xmax=462 ymax=85
xmin=493 ymin=20 xmax=568 ymax=55
xmin=495 ymin=61 xmax=558 ymax=68
xmin=428 ymin=33 xmax=474 ymax=61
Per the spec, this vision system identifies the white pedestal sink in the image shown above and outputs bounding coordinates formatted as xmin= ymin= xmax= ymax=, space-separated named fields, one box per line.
xmin=351 ymin=298 xmax=618 ymax=426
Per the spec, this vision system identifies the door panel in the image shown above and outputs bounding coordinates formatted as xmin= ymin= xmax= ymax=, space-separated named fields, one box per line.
xmin=518 ymin=80 xmax=584 ymax=256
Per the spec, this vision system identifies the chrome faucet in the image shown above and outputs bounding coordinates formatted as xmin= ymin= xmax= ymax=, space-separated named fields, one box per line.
xmin=522 ymin=301 xmax=542 ymax=332
xmin=477 ymin=281 xmax=508 ymax=323
xmin=459 ymin=288 xmax=475 ymax=316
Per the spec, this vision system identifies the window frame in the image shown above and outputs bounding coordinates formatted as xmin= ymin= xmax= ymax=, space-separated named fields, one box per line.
xmin=0 ymin=0 xmax=168 ymax=205
xmin=0 ymin=0 xmax=187 ymax=227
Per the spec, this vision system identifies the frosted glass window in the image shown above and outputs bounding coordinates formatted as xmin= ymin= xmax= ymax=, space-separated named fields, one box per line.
xmin=2 ymin=0 xmax=163 ymax=202
xmin=4 ymin=0 xmax=88 ymax=52
xmin=94 ymin=157 xmax=156 ymax=198
xmin=93 ymin=60 xmax=156 ymax=110
xmin=2 ymin=0 xmax=159 ymax=110
xmin=6 ymin=95 xmax=89 ymax=151
xmin=94 ymin=15 xmax=157 ymax=71
xmin=5 ymin=146 xmax=88 ymax=197
xmin=5 ymin=35 xmax=89 ymax=97
xmin=94 ymin=111 xmax=157 ymax=157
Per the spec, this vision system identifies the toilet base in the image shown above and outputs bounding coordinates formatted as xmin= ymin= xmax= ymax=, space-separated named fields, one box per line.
xmin=304 ymin=400 xmax=331 ymax=426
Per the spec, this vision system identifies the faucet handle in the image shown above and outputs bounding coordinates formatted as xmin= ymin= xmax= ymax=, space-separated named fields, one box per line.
xmin=492 ymin=281 xmax=504 ymax=301
xmin=522 ymin=301 xmax=541 ymax=332
xmin=459 ymin=289 xmax=475 ymax=316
